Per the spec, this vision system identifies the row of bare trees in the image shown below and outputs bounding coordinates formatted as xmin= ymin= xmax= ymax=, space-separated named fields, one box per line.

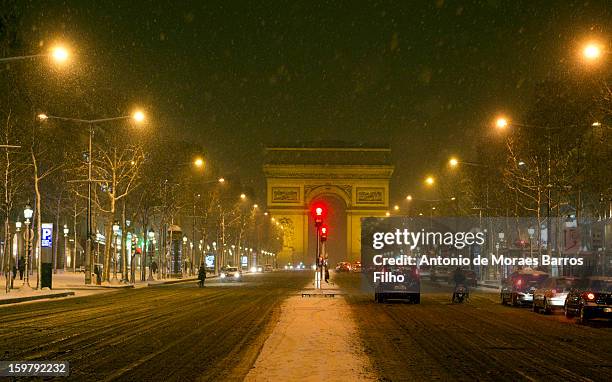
xmin=433 ymin=79 xmax=611 ymax=225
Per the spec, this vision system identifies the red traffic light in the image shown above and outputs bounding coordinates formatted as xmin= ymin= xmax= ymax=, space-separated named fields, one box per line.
xmin=320 ymin=225 xmax=328 ymax=241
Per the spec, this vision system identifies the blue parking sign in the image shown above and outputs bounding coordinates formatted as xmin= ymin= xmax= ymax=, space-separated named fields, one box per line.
xmin=41 ymin=223 xmax=53 ymax=248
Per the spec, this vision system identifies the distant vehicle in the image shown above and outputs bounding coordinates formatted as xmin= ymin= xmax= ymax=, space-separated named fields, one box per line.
xmin=352 ymin=261 xmax=362 ymax=273
xmin=430 ymin=266 xmax=451 ymax=282
xmin=220 ymin=266 xmax=242 ymax=282
xmin=500 ymin=269 xmax=548 ymax=306
xmin=264 ymin=264 xmax=274 ymax=272
xmin=447 ymin=268 xmax=477 ymax=287
xmin=335 ymin=262 xmax=351 ymax=272
xmin=284 ymin=263 xmax=294 ymax=270
xmin=294 ymin=262 xmax=306 ymax=270
xmin=249 ymin=265 xmax=263 ymax=273
xmin=532 ymin=276 xmax=580 ymax=314
xmin=564 ymin=276 xmax=612 ymax=323
xmin=374 ymin=264 xmax=420 ymax=304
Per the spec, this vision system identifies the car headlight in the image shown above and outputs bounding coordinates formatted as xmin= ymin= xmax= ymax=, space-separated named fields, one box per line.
xmin=250 ymin=266 xmax=257 ymax=273
xmin=234 ymin=272 xmax=240 ymax=278
xmin=220 ymin=273 xmax=226 ymax=278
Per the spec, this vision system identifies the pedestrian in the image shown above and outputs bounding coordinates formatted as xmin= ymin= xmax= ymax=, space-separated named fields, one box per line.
xmin=10 ymin=257 xmax=17 ymax=289
xmin=198 ymin=264 xmax=206 ymax=287
xmin=94 ymin=265 xmax=102 ymax=285
xmin=18 ymin=256 xmax=25 ymax=280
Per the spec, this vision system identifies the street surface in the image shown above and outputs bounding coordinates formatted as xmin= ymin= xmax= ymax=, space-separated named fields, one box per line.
xmin=1 ymin=271 xmax=611 ymax=381
xmin=0 ymin=272 xmax=311 ymax=381
xmin=336 ymin=273 xmax=612 ymax=381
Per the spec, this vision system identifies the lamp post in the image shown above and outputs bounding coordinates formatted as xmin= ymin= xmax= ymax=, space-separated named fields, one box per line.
xmin=0 ymin=45 xmax=70 ymax=64
xmin=147 ymin=230 xmax=155 ymax=281
xmin=22 ymin=204 xmax=34 ymax=289
xmin=112 ymin=221 xmax=120 ymax=281
xmin=15 ymin=221 xmax=22 ymax=279
xmin=182 ymin=236 xmax=188 ymax=276
xmin=63 ymin=225 xmax=69 ymax=271
xmin=38 ymin=111 xmax=145 ymax=284
xmin=528 ymin=227 xmax=536 ymax=259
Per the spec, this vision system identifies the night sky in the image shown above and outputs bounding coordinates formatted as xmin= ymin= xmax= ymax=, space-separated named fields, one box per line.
xmin=17 ymin=0 xmax=611 ymax=204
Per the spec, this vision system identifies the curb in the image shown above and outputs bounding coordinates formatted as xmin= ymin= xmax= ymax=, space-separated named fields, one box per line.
xmin=65 ymin=284 xmax=135 ymax=290
xmin=0 ymin=291 xmax=76 ymax=305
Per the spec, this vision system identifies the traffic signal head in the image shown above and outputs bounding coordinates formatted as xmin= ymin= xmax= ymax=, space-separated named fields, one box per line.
xmin=320 ymin=225 xmax=328 ymax=242
xmin=312 ymin=203 xmax=327 ymax=226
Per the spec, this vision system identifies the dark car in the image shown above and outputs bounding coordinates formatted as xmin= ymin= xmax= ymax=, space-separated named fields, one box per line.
xmin=532 ymin=276 xmax=580 ymax=314
xmin=500 ymin=269 xmax=548 ymax=306
xmin=447 ymin=268 xmax=477 ymax=287
xmin=564 ymin=276 xmax=612 ymax=323
xmin=374 ymin=264 xmax=420 ymax=304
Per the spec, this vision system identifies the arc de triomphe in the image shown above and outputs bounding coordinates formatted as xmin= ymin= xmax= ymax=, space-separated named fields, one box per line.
xmin=264 ymin=146 xmax=394 ymax=266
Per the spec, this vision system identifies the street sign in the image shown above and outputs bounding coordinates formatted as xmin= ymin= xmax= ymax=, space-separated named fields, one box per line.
xmin=41 ymin=223 xmax=53 ymax=248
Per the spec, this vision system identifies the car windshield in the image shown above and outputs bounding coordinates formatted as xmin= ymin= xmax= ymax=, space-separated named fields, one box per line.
xmin=589 ymin=280 xmax=612 ymax=292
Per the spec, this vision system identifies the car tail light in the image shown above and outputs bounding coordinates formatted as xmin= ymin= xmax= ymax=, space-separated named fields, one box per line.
xmin=586 ymin=292 xmax=595 ymax=300
xmin=551 ymin=289 xmax=556 ymax=295
xmin=516 ymin=279 xmax=522 ymax=286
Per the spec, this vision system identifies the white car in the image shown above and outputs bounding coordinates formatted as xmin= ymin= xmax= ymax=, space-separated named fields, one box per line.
xmin=220 ymin=266 xmax=242 ymax=282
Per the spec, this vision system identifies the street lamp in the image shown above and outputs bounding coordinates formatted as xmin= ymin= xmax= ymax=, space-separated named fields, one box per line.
xmin=112 ymin=221 xmax=120 ymax=281
xmin=22 ymin=203 xmax=34 ymax=289
xmin=424 ymin=176 xmax=435 ymax=186
xmin=0 ymin=44 xmax=71 ymax=64
xmin=528 ymin=227 xmax=536 ymax=259
xmin=449 ymin=157 xmax=459 ymax=167
xmin=63 ymin=224 xmax=69 ymax=271
xmin=193 ymin=157 xmax=204 ymax=169
xmin=495 ymin=117 xmax=509 ymax=130
xmin=582 ymin=42 xmax=604 ymax=61
xmin=38 ymin=110 xmax=146 ymax=285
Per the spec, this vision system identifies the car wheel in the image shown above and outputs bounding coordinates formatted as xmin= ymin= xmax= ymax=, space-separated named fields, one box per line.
xmin=543 ymin=299 xmax=551 ymax=315
xmin=564 ymin=304 xmax=574 ymax=318
xmin=578 ymin=307 xmax=589 ymax=324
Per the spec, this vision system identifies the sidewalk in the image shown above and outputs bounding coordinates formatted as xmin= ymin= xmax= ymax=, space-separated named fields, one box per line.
xmin=0 ymin=270 xmax=201 ymax=306
xmin=245 ymin=286 xmax=376 ymax=381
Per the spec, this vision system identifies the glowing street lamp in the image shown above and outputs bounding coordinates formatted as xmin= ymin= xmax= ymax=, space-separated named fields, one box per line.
xmin=425 ymin=176 xmax=435 ymax=186
xmin=449 ymin=157 xmax=459 ymax=167
xmin=193 ymin=157 xmax=204 ymax=168
xmin=393 ymin=205 xmax=399 ymax=211
xmin=495 ymin=117 xmax=509 ymax=130
xmin=50 ymin=46 xmax=69 ymax=63
xmin=406 ymin=195 xmax=413 ymax=201
xmin=240 ymin=193 xmax=247 ymax=200
xmin=582 ymin=42 xmax=603 ymax=61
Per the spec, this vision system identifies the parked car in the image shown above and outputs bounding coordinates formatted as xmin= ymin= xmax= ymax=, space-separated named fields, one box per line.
xmin=532 ymin=276 xmax=580 ymax=314
xmin=264 ymin=264 xmax=274 ymax=272
xmin=500 ymin=269 xmax=548 ymax=306
xmin=220 ymin=266 xmax=242 ymax=282
xmin=564 ymin=276 xmax=612 ymax=323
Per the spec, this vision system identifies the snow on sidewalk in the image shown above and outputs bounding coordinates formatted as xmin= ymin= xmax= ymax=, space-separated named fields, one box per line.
xmin=245 ymin=295 xmax=377 ymax=382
